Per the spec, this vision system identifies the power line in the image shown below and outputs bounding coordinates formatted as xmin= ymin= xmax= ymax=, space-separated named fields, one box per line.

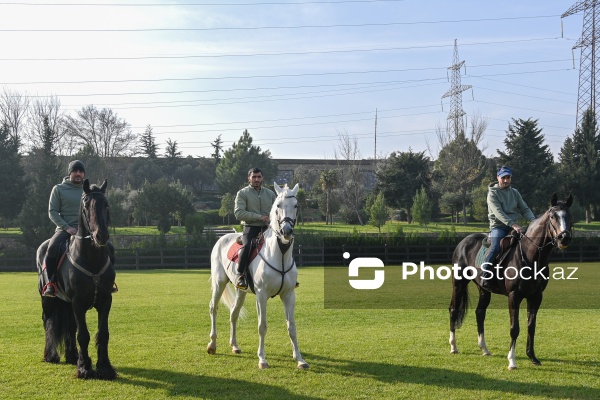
xmin=0 ymin=0 xmax=406 ymax=6
xmin=0 ymin=16 xmax=560 ymax=32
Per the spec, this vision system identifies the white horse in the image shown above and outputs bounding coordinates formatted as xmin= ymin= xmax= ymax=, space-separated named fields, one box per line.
xmin=207 ymin=182 xmax=309 ymax=370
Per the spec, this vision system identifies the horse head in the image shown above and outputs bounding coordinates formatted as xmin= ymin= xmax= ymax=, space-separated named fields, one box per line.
xmin=81 ymin=179 xmax=111 ymax=247
xmin=547 ymin=192 xmax=574 ymax=249
xmin=271 ymin=182 xmax=299 ymax=243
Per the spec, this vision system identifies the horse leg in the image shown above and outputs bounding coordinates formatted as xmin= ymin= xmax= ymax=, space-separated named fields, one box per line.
xmin=525 ymin=293 xmax=543 ymax=366
xmin=41 ymin=298 xmax=60 ymax=363
xmin=207 ymin=279 xmax=227 ymax=355
xmin=281 ymin=290 xmax=309 ymax=369
xmin=229 ymin=289 xmax=247 ymax=354
xmin=65 ymin=302 xmax=78 ymax=365
xmin=95 ymin=296 xmax=117 ymax=380
xmin=507 ymin=292 xmax=523 ymax=370
xmin=448 ymin=276 xmax=469 ymax=354
xmin=256 ymin=292 xmax=269 ymax=369
xmin=475 ymin=287 xmax=492 ymax=356
xmin=73 ymin=304 xmax=95 ymax=379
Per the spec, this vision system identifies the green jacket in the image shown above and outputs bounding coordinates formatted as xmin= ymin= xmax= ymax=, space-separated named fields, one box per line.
xmin=48 ymin=177 xmax=83 ymax=232
xmin=487 ymin=182 xmax=535 ymax=229
xmin=234 ymin=185 xmax=276 ymax=227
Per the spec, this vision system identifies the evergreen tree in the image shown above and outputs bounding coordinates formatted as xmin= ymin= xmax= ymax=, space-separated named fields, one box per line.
xmin=215 ymin=130 xmax=278 ymax=194
xmin=497 ymin=118 xmax=555 ymax=214
xmin=218 ymin=192 xmax=235 ymax=225
xmin=19 ymin=118 xmax=62 ymax=247
xmin=375 ymin=149 xmax=430 ymax=223
xmin=211 ymin=134 xmax=223 ymax=165
xmin=368 ymin=192 xmax=389 ymax=233
xmin=139 ymin=124 xmax=158 ymax=159
xmin=412 ymin=186 xmax=432 ymax=227
xmin=559 ymin=108 xmax=600 ymax=222
xmin=163 ymin=138 xmax=182 ymax=178
xmin=0 ymin=123 xmax=26 ymax=227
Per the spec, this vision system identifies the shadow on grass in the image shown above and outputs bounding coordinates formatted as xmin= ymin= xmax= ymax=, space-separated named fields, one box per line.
xmin=304 ymin=353 xmax=600 ymax=399
xmin=117 ymin=366 xmax=319 ymax=400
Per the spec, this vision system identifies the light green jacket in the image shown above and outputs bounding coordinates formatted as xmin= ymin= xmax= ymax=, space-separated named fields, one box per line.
xmin=487 ymin=183 xmax=535 ymax=229
xmin=48 ymin=177 xmax=83 ymax=232
xmin=234 ymin=185 xmax=276 ymax=227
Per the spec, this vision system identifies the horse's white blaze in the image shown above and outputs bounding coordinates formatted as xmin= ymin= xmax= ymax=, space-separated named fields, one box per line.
xmin=207 ymin=183 xmax=308 ymax=370
xmin=507 ymin=345 xmax=517 ymax=369
xmin=449 ymin=332 xmax=458 ymax=353
xmin=478 ymin=333 xmax=491 ymax=356
xmin=557 ymin=210 xmax=569 ymax=233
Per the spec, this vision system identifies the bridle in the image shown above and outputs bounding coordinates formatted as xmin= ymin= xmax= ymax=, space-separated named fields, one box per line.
xmin=271 ymin=194 xmax=298 ymax=242
xmin=519 ymin=204 xmax=572 ymax=266
xmin=74 ymin=192 xmax=109 ymax=248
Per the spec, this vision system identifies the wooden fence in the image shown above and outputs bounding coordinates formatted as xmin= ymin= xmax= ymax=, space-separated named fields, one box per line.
xmin=1 ymin=242 xmax=599 ymax=272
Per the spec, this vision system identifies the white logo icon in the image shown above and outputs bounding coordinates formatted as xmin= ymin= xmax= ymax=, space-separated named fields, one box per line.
xmin=346 ymin=253 xmax=385 ymax=290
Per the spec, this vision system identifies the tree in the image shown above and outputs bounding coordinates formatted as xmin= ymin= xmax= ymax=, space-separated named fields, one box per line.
xmin=215 ymin=130 xmax=278 ymax=194
xmin=19 ymin=118 xmax=63 ymax=247
xmin=139 ymin=124 xmax=158 ymax=159
xmin=63 ymin=105 xmax=136 ymax=158
xmin=26 ymin=96 xmax=65 ymax=154
xmin=320 ymin=169 xmax=339 ymax=224
xmin=211 ymin=134 xmax=223 ymax=165
xmin=127 ymin=158 xmax=164 ymax=189
xmin=0 ymin=123 xmax=26 ymax=226
xmin=334 ymin=132 xmax=367 ymax=225
xmin=163 ymin=138 xmax=182 ymax=178
xmin=0 ymin=88 xmax=29 ymax=143
xmin=497 ymin=118 xmax=556 ymax=214
xmin=559 ymin=108 xmax=600 ymax=223
xmin=375 ymin=149 xmax=430 ymax=223
xmin=296 ymin=188 xmax=307 ymax=225
xmin=218 ymin=193 xmax=235 ymax=224
xmin=369 ymin=192 xmax=389 ymax=233
xmin=133 ymin=179 xmax=194 ymax=233
xmin=412 ymin=187 xmax=432 ymax=227
xmin=433 ymin=116 xmax=487 ymax=224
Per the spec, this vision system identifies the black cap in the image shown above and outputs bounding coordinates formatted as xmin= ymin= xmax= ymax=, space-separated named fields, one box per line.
xmin=68 ymin=160 xmax=85 ymax=174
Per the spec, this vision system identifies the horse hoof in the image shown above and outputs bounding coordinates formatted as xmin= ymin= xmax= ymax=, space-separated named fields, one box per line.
xmin=507 ymin=366 xmax=518 ymax=370
xmin=207 ymin=346 xmax=216 ymax=355
xmin=482 ymin=352 xmax=492 ymax=357
xmin=232 ymin=348 xmax=242 ymax=354
xmin=297 ymin=362 xmax=310 ymax=370
xmin=258 ymin=362 xmax=270 ymax=369
xmin=450 ymin=350 xmax=458 ymax=354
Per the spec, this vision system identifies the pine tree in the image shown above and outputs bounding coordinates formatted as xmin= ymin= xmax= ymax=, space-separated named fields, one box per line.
xmin=0 ymin=123 xmax=26 ymax=227
xmin=412 ymin=186 xmax=432 ymax=227
xmin=139 ymin=124 xmax=158 ymax=159
xmin=497 ymin=118 xmax=555 ymax=213
xmin=368 ymin=192 xmax=389 ymax=233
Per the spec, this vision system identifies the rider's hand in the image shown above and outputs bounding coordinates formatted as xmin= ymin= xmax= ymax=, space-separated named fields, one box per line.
xmin=260 ymin=215 xmax=270 ymax=223
xmin=511 ymin=224 xmax=524 ymax=234
xmin=66 ymin=226 xmax=77 ymax=235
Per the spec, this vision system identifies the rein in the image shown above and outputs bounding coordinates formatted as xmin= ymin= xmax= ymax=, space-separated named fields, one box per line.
xmin=518 ymin=207 xmax=568 ymax=269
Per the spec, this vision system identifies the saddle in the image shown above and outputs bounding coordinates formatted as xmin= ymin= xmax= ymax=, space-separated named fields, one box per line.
xmin=478 ymin=230 xmax=520 ymax=268
xmin=226 ymin=234 xmax=265 ymax=264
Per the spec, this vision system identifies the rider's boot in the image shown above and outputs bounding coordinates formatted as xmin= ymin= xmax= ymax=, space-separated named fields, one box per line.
xmin=480 ymin=262 xmax=494 ymax=291
xmin=235 ymin=248 xmax=248 ymax=290
xmin=42 ymin=255 xmax=58 ymax=298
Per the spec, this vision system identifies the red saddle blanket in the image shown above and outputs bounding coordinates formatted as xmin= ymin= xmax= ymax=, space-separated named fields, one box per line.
xmin=226 ymin=237 xmax=264 ymax=263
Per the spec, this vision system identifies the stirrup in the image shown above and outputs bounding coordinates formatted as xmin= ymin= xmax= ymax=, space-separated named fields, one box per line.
xmin=42 ymin=282 xmax=57 ymax=298
xmin=235 ymin=275 xmax=248 ymax=290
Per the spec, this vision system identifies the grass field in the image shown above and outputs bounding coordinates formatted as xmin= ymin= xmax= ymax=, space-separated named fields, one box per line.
xmin=1 ymin=266 xmax=599 ymax=399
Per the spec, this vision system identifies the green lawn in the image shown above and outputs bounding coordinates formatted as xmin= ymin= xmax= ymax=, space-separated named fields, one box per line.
xmin=1 ymin=265 xmax=599 ymax=399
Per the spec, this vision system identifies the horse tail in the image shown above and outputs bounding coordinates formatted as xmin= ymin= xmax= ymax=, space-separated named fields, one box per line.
xmin=210 ymin=265 xmax=248 ymax=320
xmin=450 ymin=275 xmax=469 ymax=329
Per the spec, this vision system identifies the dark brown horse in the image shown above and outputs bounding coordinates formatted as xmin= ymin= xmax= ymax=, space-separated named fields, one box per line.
xmin=36 ymin=179 xmax=117 ymax=379
xmin=449 ymin=193 xmax=573 ymax=369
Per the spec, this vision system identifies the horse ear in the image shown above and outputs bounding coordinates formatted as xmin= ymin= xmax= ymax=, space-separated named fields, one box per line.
xmin=550 ymin=192 xmax=557 ymax=207
xmin=83 ymin=179 xmax=90 ymax=194
xmin=100 ymin=179 xmax=108 ymax=193
xmin=274 ymin=182 xmax=282 ymax=194
xmin=290 ymin=183 xmax=299 ymax=196
xmin=566 ymin=193 xmax=573 ymax=208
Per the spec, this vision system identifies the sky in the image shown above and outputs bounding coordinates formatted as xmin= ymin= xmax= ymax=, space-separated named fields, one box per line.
xmin=0 ymin=0 xmax=587 ymax=161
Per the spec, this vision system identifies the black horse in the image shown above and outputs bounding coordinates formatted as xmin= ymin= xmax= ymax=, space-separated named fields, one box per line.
xmin=449 ymin=193 xmax=573 ymax=369
xmin=36 ymin=179 xmax=117 ymax=379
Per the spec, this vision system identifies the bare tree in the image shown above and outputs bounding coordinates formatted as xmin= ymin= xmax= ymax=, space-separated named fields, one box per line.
xmin=334 ymin=131 xmax=367 ymax=225
xmin=0 ymin=88 xmax=30 ymax=142
xmin=63 ymin=105 xmax=136 ymax=158
xmin=25 ymin=95 xmax=66 ymax=154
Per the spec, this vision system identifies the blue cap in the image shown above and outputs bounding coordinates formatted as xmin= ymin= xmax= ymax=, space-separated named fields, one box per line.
xmin=497 ymin=166 xmax=512 ymax=178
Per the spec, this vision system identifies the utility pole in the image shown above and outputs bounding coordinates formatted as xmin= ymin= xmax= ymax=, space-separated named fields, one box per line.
xmin=562 ymin=1 xmax=600 ymax=127
xmin=374 ymin=108 xmax=378 ymax=160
